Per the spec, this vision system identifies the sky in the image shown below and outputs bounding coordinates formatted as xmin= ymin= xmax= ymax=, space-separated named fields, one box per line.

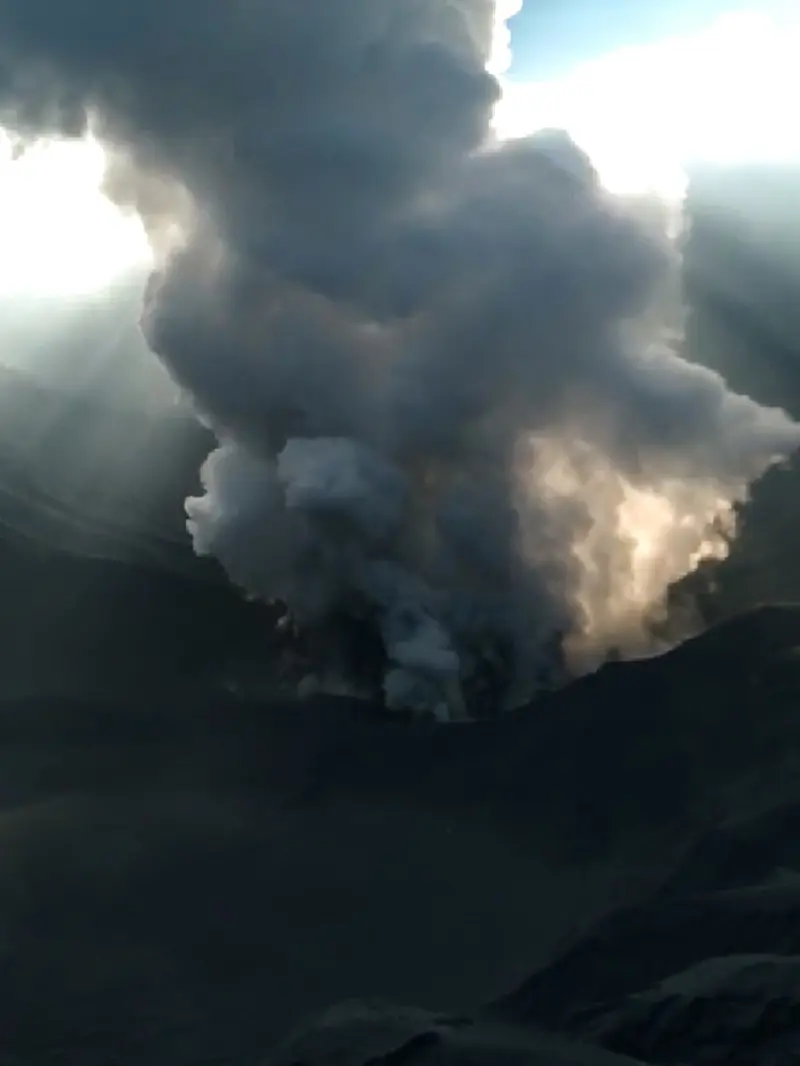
xmin=0 ymin=134 xmax=148 ymax=298
xmin=507 ymin=0 xmax=794 ymax=79
xmin=496 ymin=4 xmax=800 ymax=197
xmin=0 ymin=3 xmax=796 ymax=324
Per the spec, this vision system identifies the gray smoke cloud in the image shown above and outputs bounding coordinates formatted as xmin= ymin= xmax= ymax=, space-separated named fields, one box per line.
xmin=0 ymin=0 xmax=797 ymax=717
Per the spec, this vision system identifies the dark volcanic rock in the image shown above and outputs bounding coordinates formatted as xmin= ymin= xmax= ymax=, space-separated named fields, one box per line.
xmin=494 ymin=879 xmax=800 ymax=1032
xmin=568 ymin=954 xmax=800 ymax=1065
xmin=658 ymin=801 xmax=800 ymax=900
xmin=2 ymin=605 xmax=800 ymax=1063
xmin=0 ymin=533 xmax=275 ymax=700
xmin=490 ymin=793 xmax=800 ymax=1063
xmin=270 ymin=1000 xmax=647 ymax=1066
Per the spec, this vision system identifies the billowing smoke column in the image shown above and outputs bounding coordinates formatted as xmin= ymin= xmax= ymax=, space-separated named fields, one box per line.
xmin=0 ymin=0 xmax=797 ymax=718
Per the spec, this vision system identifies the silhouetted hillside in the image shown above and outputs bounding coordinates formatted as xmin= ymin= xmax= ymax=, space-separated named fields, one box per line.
xmin=0 ymin=604 xmax=793 ymax=1063
xmin=0 ymin=362 xmax=211 ymax=574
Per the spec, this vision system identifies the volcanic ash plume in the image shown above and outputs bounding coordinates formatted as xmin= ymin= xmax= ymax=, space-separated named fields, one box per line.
xmin=0 ymin=0 xmax=798 ymax=717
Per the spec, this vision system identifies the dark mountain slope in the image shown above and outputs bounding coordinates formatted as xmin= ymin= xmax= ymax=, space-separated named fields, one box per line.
xmin=0 ymin=604 xmax=800 ymax=1063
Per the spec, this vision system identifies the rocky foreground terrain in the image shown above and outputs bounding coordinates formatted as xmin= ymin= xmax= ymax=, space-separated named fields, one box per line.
xmin=267 ymin=604 xmax=800 ymax=1066
xmin=4 ymin=506 xmax=800 ymax=1066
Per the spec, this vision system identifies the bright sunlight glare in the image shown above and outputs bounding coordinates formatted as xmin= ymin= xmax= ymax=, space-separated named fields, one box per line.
xmin=494 ymin=9 xmax=800 ymax=200
xmin=0 ymin=132 xmax=151 ymax=299
xmin=0 ymin=8 xmax=795 ymax=303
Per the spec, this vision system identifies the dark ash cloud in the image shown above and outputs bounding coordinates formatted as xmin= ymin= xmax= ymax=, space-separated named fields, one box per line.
xmin=0 ymin=0 xmax=797 ymax=716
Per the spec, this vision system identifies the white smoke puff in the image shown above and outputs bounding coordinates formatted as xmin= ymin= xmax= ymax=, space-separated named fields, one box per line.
xmin=275 ymin=440 xmax=466 ymax=710
xmin=187 ymin=441 xmax=362 ymax=624
xmin=387 ymin=617 xmax=461 ymax=676
xmin=192 ymin=437 xmax=464 ymax=712
xmin=356 ymin=559 xmax=464 ymax=715
xmin=185 ymin=443 xmax=296 ymax=603
xmin=277 ymin=438 xmax=407 ymax=543
xmin=384 ymin=668 xmax=464 ymax=723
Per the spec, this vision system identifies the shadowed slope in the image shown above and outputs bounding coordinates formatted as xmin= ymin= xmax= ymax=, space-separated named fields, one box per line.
xmin=1 ymin=605 xmax=800 ymax=1062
